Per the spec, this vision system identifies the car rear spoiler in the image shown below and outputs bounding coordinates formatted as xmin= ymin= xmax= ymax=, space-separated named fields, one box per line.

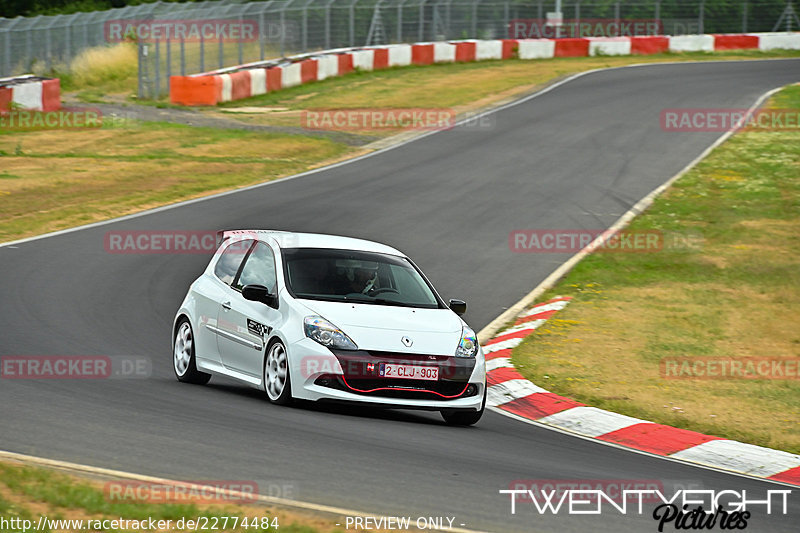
xmin=215 ymin=229 xmax=264 ymax=247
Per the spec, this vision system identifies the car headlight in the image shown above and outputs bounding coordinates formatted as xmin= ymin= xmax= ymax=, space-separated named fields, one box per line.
xmin=304 ymin=316 xmax=358 ymax=350
xmin=455 ymin=326 xmax=478 ymax=358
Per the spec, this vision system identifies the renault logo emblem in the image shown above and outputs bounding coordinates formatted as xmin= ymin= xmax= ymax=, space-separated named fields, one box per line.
xmin=401 ymin=336 xmax=413 ymax=347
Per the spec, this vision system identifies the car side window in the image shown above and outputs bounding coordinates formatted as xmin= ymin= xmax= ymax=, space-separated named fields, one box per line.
xmin=214 ymin=240 xmax=253 ymax=286
xmin=234 ymin=241 xmax=277 ymax=293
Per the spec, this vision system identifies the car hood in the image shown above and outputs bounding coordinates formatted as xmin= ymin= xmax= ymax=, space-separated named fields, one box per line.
xmin=297 ymin=299 xmax=464 ymax=355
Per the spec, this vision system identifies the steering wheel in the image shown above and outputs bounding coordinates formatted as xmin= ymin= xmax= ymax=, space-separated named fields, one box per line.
xmin=368 ymin=287 xmax=400 ymax=296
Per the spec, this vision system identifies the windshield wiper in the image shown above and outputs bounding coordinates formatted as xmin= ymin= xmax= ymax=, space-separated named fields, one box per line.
xmin=342 ymin=296 xmax=421 ymax=308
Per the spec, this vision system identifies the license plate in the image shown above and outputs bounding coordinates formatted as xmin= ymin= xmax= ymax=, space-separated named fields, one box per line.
xmin=380 ymin=363 xmax=439 ymax=381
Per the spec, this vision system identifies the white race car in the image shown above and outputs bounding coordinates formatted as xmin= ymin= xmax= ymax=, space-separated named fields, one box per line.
xmin=172 ymin=230 xmax=486 ymax=425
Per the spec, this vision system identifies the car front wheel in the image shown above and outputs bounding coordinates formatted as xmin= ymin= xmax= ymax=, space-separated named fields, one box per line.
xmin=173 ymin=319 xmax=211 ymax=385
xmin=441 ymin=385 xmax=486 ymax=426
xmin=264 ymin=340 xmax=292 ymax=405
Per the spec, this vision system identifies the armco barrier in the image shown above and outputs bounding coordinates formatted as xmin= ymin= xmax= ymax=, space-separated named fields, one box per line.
xmin=170 ymin=33 xmax=800 ymax=107
xmin=0 ymin=75 xmax=60 ymax=112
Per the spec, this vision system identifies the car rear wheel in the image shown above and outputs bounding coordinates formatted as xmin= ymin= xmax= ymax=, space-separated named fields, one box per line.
xmin=441 ymin=385 xmax=486 ymax=426
xmin=264 ymin=340 xmax=292 ymax=405
xmin=173 ymin=319 xmax=211 ymax=384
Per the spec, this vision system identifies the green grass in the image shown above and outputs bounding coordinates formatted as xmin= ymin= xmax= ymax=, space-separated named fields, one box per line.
xmin=0 ymin=461 xmax=343 ymax=533
xmin=0 ymin=463 xmax=227 ymax=523
xmin=511 ymin=84 xmax=800 ymax=453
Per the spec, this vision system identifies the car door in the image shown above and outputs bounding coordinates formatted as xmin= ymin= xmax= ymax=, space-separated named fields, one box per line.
xmin=193 ymin=239 xmax=253 ymax=365
xmin=217 ymin=240 xmax=281 ymax=378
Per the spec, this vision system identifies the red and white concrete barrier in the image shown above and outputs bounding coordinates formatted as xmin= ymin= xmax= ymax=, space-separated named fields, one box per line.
xmin=0 ymin=75 xmax=61 ymax=112
xmin=756 ymin=31 xmax=800 ymax=50
xmin=484 ymin=297 xmax=800 ymax=486
xmin=170 ymin=32 xmax=800 ymax=106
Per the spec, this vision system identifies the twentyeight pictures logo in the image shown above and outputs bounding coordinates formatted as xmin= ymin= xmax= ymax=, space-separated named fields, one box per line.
xmin=500 ymin=487 xmax=792 ymax=531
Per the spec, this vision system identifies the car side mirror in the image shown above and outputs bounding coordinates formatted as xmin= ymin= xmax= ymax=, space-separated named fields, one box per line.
xmin=242 ymin=284 xmax=279 ymax=309
xmin=449 ymin=299 xmax=467 ymax=316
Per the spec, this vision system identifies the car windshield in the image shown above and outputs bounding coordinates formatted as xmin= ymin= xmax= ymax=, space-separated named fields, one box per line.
xmin=283 ymin=248 xmax=441 ymax=309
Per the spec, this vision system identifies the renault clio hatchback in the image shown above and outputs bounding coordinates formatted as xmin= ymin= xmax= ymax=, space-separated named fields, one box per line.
xmin=173 ymin=230 xmax=487 ymax=425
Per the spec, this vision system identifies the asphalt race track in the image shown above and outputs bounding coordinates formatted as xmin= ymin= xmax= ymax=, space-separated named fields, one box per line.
xmin=2 ymin=59 xmax=799 ymax=532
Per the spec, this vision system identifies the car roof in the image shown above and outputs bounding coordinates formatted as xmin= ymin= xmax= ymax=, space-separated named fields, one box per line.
xmin=221 ymin=230 xmax=405 ymax=256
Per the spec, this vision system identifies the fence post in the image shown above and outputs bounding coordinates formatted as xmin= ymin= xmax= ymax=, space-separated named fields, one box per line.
xmin=397 ymin=0 xmax=406 ymax=42
xmin=614 ymin=1 xmax=620 ymax=37
xmin=155 ymin=39 xmax=160 ymax=99
xmin=303 ymin=6 xmax=308 ymax=52
xmin=349 ymin=0 xmax=358 ymax=48
xmin=419 ymin=0 xmax=426 ymax=41
xmin=655 ymin=1 xmax=660 ymax=34
xmin=446 ymin=0 xmax=452 ymax=37
xmin=45 ymin=25 xmax=52 ymax=71
xmin=503 ymin=2 xmax=509 ymax=38
xmin=260 ymin=11 xmax=266 ymax=60
xmin=64 ymin=22 xmax=71 ymax=67
xmin=180 ymin=38 xmax=185 ymax=75
xmin=138 ymin=41 xmax=144 ymax=99
xmin=742 ymin=1 xmax=747 ymax=33
xmin=239 ymin=14 xmax=244 ymax=64
xmin=218 ymin=34 xmax=224 ymax=69
xmin=325 ymin=2 xmax=331 ymax=48
xmin=2 ymin=28 xmax=9 ymax=76
xmin=471 ymin=0 xmax=479 ymax=38
xmin=280 ymin=6 xmax=286 ymax=56
xmin=575 ymin=2 xmax=581 ymax=37
xmin=698 ymin=0 xmax=705 ymax=34
xmin=200 ymin=32 xmax=205 ymax=72
xmin=166 ymin=38 xmax=171 ymax=97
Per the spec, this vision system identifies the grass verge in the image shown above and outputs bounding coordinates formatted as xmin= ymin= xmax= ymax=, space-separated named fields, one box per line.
xmin=0 ymin=120 xmax=353 ymax=242
xmin=511 ymin=84 xmax=800 ymax=454
xmin=0 ymin=458 xmax=357 ymax=532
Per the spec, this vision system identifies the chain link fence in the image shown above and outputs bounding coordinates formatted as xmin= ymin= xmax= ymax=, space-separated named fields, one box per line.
xmin=1 ymin=0 xmax=798 ymax=98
